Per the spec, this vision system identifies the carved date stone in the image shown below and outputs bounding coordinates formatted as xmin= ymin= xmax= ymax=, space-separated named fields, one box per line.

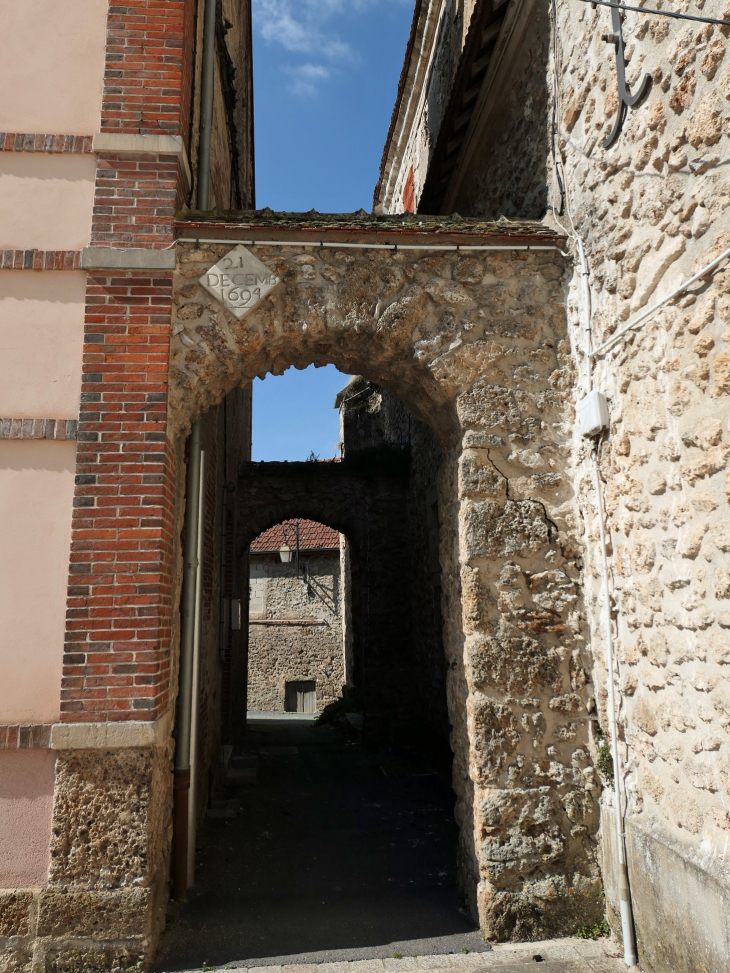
xmin=200 ymin=245 xmax=281 ymax=319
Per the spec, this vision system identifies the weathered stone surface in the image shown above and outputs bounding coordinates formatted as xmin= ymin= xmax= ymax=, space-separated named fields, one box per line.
xmin=470 ymin=697 xmax=521 ymax=785
xmin=0 ymin=891 xmax=32 ymax=937
xmin=478 ymin=787 xmax=566 ymax=884
xmin=476 ymin=872 xmax=605 ymax=943
xmin=466 ymin=635 xmax=560 ymax=694
xmin=37 ymin=888 xmax=151 ymax=939
xmin=49 ymin=748 xmax=166 ymax=890
xmin=460 ymin=500 xmax=551 ymax=560
xmin=0 ymin=943 xmax=32 ymax=973
xmin=43 ymin=944 xmax=145 ymax=973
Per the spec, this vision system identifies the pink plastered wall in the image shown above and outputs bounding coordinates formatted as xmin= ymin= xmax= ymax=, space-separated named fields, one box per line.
xmin=0 ymin=440 xmax=76 ymax=724
xmin=0 ymin=749 xmax=56 ymax=888
xmin=0 ymin=0 xmax=108 ymax=135
xmin=0 ymin=154 xmax=97 ymax=251
xmin=0 ymin=272 xmax=85 ymax=418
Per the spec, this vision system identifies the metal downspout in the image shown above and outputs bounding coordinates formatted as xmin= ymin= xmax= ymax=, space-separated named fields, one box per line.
xmin=173 ymin=420 xmax=203 ymax=901
xmin=187 ymin=451 xmax=207 ymax=887
xmin=197 ymin=0 xmax=218 ymax=210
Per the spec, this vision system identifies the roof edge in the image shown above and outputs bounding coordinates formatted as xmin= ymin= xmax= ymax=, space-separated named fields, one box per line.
xmin=372 ymin=0 xmax=426 ymax=212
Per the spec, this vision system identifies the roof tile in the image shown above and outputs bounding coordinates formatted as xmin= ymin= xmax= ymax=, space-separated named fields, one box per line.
xmin=250 ymin=519 xmax=340 ymax=553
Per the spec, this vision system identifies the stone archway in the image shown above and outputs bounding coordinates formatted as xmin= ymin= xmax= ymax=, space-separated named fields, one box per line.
xmin=237 ymin=459 xmax=412 ymax=738
xmin=167 ymin=214 xmax=603 ymax=939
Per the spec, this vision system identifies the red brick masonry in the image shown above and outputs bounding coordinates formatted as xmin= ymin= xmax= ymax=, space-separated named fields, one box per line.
xmin=0 ymin=724 xmax=53 ymax=749
xmin=0 ymin=250 xmax=82 ymax=271
xmin=0 ymin=133 xmax=93 ymax=153
xmin=0 ymin=419 xmax=77 ymax=440
xmin=61 ymin=271 xmax=175 ymax=723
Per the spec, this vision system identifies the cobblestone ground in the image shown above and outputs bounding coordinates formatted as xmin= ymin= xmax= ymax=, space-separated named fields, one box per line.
xmin=178 ymin=940 xmax=629 ymax=973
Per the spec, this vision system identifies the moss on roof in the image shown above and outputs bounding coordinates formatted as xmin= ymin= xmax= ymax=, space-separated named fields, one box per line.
xmin=176 ymin=207 xmax=562 ymax=241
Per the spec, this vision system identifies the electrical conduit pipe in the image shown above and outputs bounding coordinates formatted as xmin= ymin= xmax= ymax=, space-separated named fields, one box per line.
xmin=172 ymin=0 xmax=218 ymax=895
xmin=173 ymin=420 xmax=203 ymax=901
xmin=579 ymin=239 xmax=638 ymax=966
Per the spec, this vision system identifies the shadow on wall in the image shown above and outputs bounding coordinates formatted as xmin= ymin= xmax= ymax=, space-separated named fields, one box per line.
xmin=451 ymin=0 xmax=552 ymax=220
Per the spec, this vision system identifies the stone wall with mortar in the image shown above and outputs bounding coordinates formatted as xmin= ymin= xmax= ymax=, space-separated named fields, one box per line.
xmin=247 ymin=551 xmax=345 ymax=713
xmin=552 ymin=7 xmax=730 ymax=967
xmin=399 ymin=1 xmax=730 ymax=966
xmin=168 ymin=232 xmax=605 ymax=939
xmin=0 ymin=743 xmax=171 ymax=971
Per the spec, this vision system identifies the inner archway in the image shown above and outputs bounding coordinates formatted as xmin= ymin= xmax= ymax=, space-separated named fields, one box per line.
xmin=156 ymin=365 xmax=479 ymax=967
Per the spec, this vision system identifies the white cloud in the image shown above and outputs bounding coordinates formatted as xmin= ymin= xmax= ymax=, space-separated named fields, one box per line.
xmin=254 ymin=0 xmax=353 ymax=58
xmin=285 ymin=63 xmax=331 ymax=97
xmin=253 ymin=0 xmax=411 ymax=94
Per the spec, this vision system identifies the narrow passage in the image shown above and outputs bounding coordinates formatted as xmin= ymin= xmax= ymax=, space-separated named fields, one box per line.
xmin=155 ymin=717 xmax=481 ymax=970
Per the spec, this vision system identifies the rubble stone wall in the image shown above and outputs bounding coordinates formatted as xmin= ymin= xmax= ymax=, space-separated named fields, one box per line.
xmin=247 ymin=551 xmax=345 ymax=713
xmin=416 ymin=1 xmax=730 ymax=966
xmin=0 ymin=744 xmax=172 ymax=971
xmin=170 ymin=238 xmax=605 ymax=939
xmin=554 ymin=7 xmax=730 ymax=968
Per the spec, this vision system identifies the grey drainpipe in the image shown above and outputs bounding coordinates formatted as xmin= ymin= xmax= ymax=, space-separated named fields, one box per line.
xmin=173 ymin=420 xmax=203 ymax=901
xmin=197 ymin=0 xmax=218 ymax=210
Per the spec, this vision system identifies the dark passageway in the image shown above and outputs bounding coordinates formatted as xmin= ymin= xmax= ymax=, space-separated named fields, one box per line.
xmin=155 ymin=718 xmax=482 ymax=970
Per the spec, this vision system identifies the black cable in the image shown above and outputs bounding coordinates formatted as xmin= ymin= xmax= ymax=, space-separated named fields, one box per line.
xmin=576 ymin=0 xmax=730 ymax=28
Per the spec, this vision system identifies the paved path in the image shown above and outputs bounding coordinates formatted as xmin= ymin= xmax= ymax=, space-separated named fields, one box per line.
xmin=155 ymin=719 xmax=473 ymax=970
xmin=177 ymin=940 xmax=629 ymax=972
xmin=154 ymin=721 xmax=628 ymax=973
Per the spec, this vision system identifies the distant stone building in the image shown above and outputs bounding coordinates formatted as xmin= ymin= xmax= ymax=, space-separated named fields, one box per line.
xmin=247 ymin=520 xmax=346 ymax=713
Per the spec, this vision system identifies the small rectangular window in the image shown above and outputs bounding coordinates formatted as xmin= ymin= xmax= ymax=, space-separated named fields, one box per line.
xmin=285 ymin=680 xmax=316 ymax=713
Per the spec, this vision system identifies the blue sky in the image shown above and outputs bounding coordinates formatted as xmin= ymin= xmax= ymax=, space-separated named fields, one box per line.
xmin=250 ymin=1 xmax=413 ymax=461
xmin=251 ymin=0 xmax=413 ymax=213
xmin=252 ymin=365 xmax=352 ymax=462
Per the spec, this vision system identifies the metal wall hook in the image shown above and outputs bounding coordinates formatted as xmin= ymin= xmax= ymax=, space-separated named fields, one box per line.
xmin=602 ymin=4 xmax=650 ymax=148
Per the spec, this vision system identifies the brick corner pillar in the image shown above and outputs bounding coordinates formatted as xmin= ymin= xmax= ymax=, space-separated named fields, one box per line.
xmin=62 ymin=271 xmax=176 ymax=724
xmin=40 ymin=1 xmax=192 ymax=966
xmin=60 ymin=0 xmax=193 ymax=726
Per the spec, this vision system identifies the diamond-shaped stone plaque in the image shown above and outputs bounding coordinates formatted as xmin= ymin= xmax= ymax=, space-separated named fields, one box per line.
xmin=200 ymin=245 xmax=281 ymax=319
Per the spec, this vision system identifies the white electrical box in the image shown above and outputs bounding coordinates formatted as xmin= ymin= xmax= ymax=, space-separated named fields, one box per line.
xmin=578 ymin=390 xmax=610 ymax=438
xmin=230 ymin=598 xmax=242 ymax=631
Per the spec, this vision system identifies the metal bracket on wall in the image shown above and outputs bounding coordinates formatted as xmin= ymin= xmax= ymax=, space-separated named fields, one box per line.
xmin=600 ymin=2 xmax=650 ymax=148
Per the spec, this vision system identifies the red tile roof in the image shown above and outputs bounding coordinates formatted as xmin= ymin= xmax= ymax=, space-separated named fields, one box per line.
xmin=250 ymin=519 xmax=340 ymax=553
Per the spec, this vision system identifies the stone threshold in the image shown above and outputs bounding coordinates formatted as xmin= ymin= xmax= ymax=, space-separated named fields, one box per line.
xmin=173 ymin=940 xmax=626 ymax=973
xmin=249 ymin=618 xmax=328 ymax=626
